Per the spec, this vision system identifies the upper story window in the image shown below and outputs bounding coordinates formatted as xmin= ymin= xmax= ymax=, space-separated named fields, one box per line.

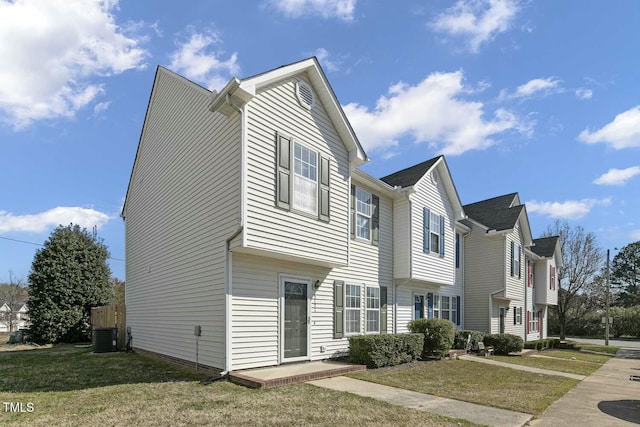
xmin=276 ymin=133 xmax=330 ymax=222
xmin=549 ymin=265 xmax=556 ymax=290
xmin=293 ymin=143 xmax=317 ymax=215
xmin=511 ymin=241 xmax=521 ymax=278
xmin=423 ymin=208 xmax=445 ymax=257
xmin=527 ymin=261 xmax=534 ymax=287
xmin=356 ymin=188 xmax=372 ymax=240
xmin=351 ymin=185 xmax=380 ymax=246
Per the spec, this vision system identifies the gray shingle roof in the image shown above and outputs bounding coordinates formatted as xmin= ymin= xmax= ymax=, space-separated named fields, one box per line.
xmin=463 ymin=193 xmax=522 ymax=231
xmin=532 ymin=236 xmax=559 ymax=257
xmin=380 ymin=156 xmax=442 ymax=188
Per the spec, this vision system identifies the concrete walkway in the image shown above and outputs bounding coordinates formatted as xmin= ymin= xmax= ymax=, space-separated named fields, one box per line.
xmin=309 ymin=376 xmax=533 ymax=427
xmin=458 ymin=354 xmax=586 ymax=380
xmin=531 ymin=349 xmax=640 ymax=426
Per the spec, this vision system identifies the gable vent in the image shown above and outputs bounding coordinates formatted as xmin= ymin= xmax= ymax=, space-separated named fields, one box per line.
xmin=296 ymin=81 xmax=315 ymax=110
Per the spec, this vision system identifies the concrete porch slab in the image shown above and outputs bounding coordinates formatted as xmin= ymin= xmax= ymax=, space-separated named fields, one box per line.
xmin=229 ymin=360 xmax=366 ymax=388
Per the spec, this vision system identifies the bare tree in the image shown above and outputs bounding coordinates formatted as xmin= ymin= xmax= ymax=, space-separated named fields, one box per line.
xmin=543 ymin=220 xmax=603 ymax=339
xmin=0 ymin=270 xmax=29 ymax=333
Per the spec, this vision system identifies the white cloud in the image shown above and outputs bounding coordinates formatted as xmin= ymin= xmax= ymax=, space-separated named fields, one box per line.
xmin=499 ymin=77 xmax=561 ymax=100
xmin=431 ymin=0 xmax=521 ymax=53
xmin=0 ymin=207 xmax=111 ymax=233
xmin=631 ymin=229 xmax=640 ymax=240
xmin=526 ymin=198 xmax=611 ymax=220
xmin=578 ymin=106 xmax=640 ymax=149
xmin=168 ymin=28 xmax=239 ymax=91
xmin=575 ymin=88 xmax=593 ymax=100
xmin=314 ymin=48 xmax=340 ymax=72
xmin=593 ymin=166 xmax=640 ymax=186
xmin=0 ymin=0 xmax=147 ymax=129
xmin=342 ymin=70 xmax=534 ymax=156
xmin=269 ymin=0 xmax=356 ymax=21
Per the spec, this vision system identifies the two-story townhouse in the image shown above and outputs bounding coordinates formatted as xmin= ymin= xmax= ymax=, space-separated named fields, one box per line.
xmin=525 ymin=236 xmax=562 ymax=340
xmin=461 ymin=193 xmax=536 ymax=339
xmin=123 ymin=58 xmax=404 ymax=373
xmin=380 ymin=156 xmax=467 ymax=332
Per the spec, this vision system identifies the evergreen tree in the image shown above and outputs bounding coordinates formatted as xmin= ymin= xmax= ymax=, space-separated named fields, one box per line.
xmin=612 ymin=241 xmax=640 ymax=307
xmin=28 ymin=224 xmax=113 ymax=343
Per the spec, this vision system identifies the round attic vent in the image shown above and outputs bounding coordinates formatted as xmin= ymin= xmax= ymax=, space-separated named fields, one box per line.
xmin=296 ymin=81 xmax=315 ymax=110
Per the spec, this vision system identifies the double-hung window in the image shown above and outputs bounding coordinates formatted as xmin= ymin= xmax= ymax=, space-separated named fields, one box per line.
xmin=345 ymin=284 xmax=361 ymax=334
xmin=433 ymin=294 xmax=440 ymax=318
xmin=550 ymin=266 xmax=556 ymax=290
xmin=529 ymin=311 xmax=538 ymax=333
xmin=430 ymin=212 xmax=441 ymax=253
xmin=514 ymin=307 xmax=522 ymax=325
xmin=356 ymin=189 xmax=372 ymax=240
xmin=511 ymin=242 xmax=521 ymax=278
xmin=440 ymin=296 xmax=450 ymax=321
xmin=365 ymin=287 xmax=380 ymax=333
xmin=451 ymin=296 xmax=457 ymax=324
xmin=293 ymin=143 xmax=318 ymax=215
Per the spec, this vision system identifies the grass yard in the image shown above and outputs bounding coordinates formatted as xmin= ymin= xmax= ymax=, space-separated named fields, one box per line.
xmin=530 ymin=349 xmax=612 ymax=364
xmin=349 ymin=359 xmax=579 ymax=415
xmin=489 ymin=352 xmax=607 ymax=376
xmin=577 ymin=343 xmax=621 ymax=354
xmin=0 ymin=344 xmax=474 ymax=426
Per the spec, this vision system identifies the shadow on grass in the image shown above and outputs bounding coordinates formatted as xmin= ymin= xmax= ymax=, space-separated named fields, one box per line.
xmin=597 ymin=400 xmax=640 ymax=424
xmin=0 ymin=344 xmax=206 ymax=393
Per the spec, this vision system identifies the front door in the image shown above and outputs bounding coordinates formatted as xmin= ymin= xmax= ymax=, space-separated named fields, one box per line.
xmin=499 ymin=307 xmax=505 ymax=334
xmin=282 ymin=280 xmax=310 ymax=361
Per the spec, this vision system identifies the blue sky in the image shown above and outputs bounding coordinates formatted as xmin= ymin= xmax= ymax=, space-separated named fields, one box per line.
xmin=1 ymin=0 xmax=639 ymax=282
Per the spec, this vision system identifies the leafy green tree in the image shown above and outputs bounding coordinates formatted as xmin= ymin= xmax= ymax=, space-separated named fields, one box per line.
xmin=28 ymin=224 xmax=113 ymax=343
xmin=612 ymin=241 xmax=640 ymax=307
xmin=543 ymin=220 xmax=603 ymax=339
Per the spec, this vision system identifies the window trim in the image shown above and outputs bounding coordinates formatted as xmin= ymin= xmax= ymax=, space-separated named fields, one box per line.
xmin=344 ymin=284 xmax=361 ymax=336
xmin=292 ymin=141 xmax=318 ymax=215
xmin=355 ymin=188 xmax=372 ymax=241
xmin=440 ymin=295 xmax=451 ymax=321
xmin=429 ymin=212 xmax=440 ymax=254
xmin=432 ymin=294 xmax=440 ymax=319
xmin=365 ymin=286 xmax=380 ymax=334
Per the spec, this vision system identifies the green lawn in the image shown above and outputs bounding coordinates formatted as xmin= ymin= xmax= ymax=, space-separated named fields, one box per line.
xmin=577 ymin=343 xmax=621 ymax=354
xmin=0 ymin=344 xmax=473 ymax=426
xmin=533 ymin=349 xmax=612 ymax=364
xmin=489 ymin=352 xmax=606 ymax=376
xmin=349 ymin=359 xmax=579 ymax=415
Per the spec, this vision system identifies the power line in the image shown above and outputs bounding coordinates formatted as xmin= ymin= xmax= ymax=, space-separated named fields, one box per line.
xmin=0 ymin=235 xmax=124 ymax=262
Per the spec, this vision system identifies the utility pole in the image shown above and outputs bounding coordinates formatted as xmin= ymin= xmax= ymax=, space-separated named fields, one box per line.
xmin=605 ymin=249 xmax=610 ymax=346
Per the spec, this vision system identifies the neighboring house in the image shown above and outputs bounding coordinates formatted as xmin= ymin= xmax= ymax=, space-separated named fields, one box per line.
xmin=527 ymin=236 xmax=562 ymax=340
xmin=0 ymin=303 xmax=29 ymax=332
xmin=461 ymin=193 xmax=559 ymax=339
xmin=380 ymin=156 xmax=467 ymax=331
xmin=123 ymin=58 xmax=557 ymax=374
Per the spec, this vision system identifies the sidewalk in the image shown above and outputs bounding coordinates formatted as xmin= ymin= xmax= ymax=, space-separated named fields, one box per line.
xmin=309 ymin=376 xmax=533 ymax=427
xmin=530 ymin=349 xmax=640 ymax=426
xmin=458 ymin=354 xmax=586 ymax=380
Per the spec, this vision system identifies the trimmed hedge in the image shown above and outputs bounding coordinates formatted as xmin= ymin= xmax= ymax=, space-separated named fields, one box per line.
xmin=482 ymin=333 xmax=524 ymax=355
xmin=348 ymin=333 xmax=424 ymax=368
xmin=453 ymin=329 xmax=486 ymax=351
xmin=524 ymin=338 xmax=561 ymax=350
xmin=407 ymin=318 xmax=455 ymax=360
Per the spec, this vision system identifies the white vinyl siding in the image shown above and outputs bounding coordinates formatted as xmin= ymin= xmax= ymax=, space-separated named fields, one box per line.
xmin=124 ymin=68 xmax=241 ymax=370
xmin=245 ymin=75 xmax=350 ymax=267
xmin=392 ymin=198 xmax=411 ymax=278
xmin=407 ymin=165 xmax=456 ymax=285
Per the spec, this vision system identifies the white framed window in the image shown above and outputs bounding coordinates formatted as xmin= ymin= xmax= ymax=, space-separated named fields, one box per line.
xmin=433 ymin=294 xmax=440 ymax=318
xmin=451 ymin=296 xmax=457 ymax=324
xmin=430 ymin=212 xmax=440 ymax=253
xmin=293 ymin=142 xmax=318 ymax=215
xmin=514 ymin=307 xmax=522 ymax=325
xmin=440 ymin=296 xmax=450 ymax=321
xmin=345 ymin=284 xmax=361 ymax=334
xmin=356 ymin=188 xmax=372 ymax=240
xmin=365 ymin=287 xmax=380 ymax=333
xmin=513 ymin=244 xmax=521 ymax=278
xmin=529 ymin=310 xmax=538 ymax=333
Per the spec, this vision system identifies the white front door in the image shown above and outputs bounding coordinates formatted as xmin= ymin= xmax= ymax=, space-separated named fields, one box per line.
xmin=280 ymin=278 xmax=311 ymax=363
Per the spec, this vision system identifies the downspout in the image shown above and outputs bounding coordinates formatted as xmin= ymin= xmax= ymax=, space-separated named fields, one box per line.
xmin=221 ymin=94 xmax=246 ymax=376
